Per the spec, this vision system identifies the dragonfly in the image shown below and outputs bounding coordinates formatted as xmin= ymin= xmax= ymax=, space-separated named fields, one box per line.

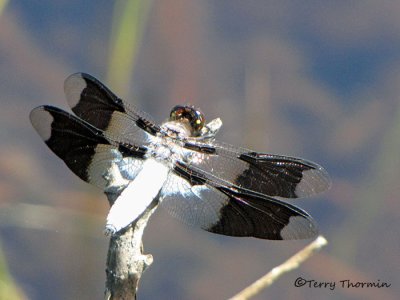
xmin=30 ymin=73 xmax=330 ymax=239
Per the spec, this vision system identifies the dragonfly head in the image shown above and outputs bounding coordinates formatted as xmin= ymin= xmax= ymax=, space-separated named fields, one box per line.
xmin=169 ymin=105 xmax=205 ymax=137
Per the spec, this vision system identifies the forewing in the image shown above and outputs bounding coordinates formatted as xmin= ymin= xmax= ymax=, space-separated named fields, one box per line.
xmin=64 ymin=72 xmax=160 ymax=144
xmin=159 ymin=161 xmax=318 ymax=240
xmin=184 ymin=140 xmax=330 ymax=199
xmin=30 ymin=106 xmax=146 ymax=190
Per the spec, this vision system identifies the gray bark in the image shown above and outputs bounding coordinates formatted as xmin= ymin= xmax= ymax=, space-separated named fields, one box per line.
xmin=104 ymin=193 xmax=158 ymax=299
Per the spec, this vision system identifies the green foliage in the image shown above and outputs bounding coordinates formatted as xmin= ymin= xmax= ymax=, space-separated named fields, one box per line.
xmin=0 ymin=242 xmax=25 ymax=300
xmin=107 ymin=0 xmax=152 ymax=99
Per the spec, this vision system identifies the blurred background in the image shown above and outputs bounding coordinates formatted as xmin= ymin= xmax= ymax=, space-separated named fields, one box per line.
xmin=0 ymin=1 xmax=399 ymax=299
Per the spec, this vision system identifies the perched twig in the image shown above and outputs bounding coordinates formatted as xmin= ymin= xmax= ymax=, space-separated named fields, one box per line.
xmin=104 ymin=193 xmax=159 ymax=300
xmin=229 ymin=235 xmax=328 ymax=300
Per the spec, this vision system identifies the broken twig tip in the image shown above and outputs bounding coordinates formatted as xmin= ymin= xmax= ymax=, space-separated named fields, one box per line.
xmin=104 ymin=225 xmax=117 ymax=237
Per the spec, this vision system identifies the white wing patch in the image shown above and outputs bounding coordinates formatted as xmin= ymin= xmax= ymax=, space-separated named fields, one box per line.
xmin=87 ymin=145 xmax=143 ymax=190
xmin=160 ymin=173 xmax=227 ymax=229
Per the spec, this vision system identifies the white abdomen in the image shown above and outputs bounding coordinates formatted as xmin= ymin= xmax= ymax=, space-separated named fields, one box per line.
xmin=105 ymin=158 xmax=169 ymax=234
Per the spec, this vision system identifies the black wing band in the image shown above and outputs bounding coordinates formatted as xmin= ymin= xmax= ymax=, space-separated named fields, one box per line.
xmin=209 ymin=186 xmax=318 ymax=240
xmin=30 ymin=106 xmax=147 ymax=187
xmin=64 ymin=73 xmax=160 ymax=136
xmin=182 ymin=140 xmax=330 ymax=199
xmin=162 ymin=161 xmax=318 ymax=240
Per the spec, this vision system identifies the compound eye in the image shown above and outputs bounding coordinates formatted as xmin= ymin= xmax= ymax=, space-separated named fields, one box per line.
xmin=170 ymin=105 xmax=186 ymax=121
xmin=169 ymin=105 xmax=205 ymax=136
xmin=191 ymin=109 xmax=205 ymax=135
